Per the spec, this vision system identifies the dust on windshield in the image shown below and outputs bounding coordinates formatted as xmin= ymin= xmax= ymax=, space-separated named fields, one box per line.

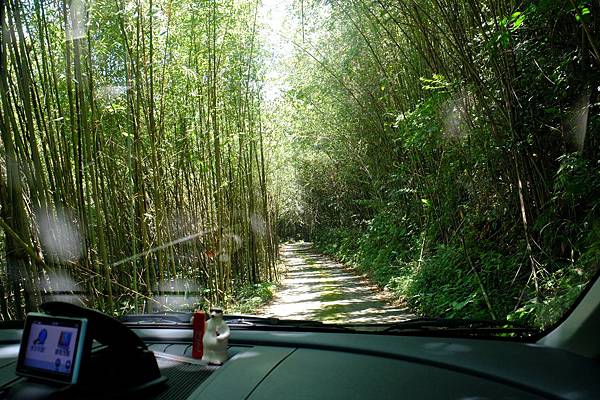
xmin=0 ymin=0 xmax=598 ymax=331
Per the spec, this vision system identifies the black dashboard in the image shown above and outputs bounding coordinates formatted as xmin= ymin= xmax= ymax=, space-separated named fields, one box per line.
xmin=1 ymin=327 xmax=599 ymax=399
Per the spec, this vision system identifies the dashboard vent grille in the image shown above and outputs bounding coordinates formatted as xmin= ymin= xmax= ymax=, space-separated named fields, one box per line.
xmin=152 ymin=354 xmax=219 ymax=400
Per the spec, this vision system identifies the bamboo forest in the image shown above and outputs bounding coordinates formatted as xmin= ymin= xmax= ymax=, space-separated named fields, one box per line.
xmin=0 ymin=0 xmax=598 ymax=329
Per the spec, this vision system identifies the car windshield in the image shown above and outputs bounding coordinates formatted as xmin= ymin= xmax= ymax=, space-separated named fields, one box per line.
xmin=0 ymin=0 xmax=598 ymax=335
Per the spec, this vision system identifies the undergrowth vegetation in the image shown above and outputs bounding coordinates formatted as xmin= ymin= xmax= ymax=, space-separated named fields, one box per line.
xmin=227 ymin=282 xmax=277 ymax=315
xmin=273 ymin=0 xmax=600 ymax=329
xmin=312 ymin=89 xmax=600 ymax=328
xmin=0 ymin=0 xmax=278 ymax=319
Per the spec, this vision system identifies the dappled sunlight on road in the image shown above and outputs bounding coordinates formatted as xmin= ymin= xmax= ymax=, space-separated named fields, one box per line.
xmin=263 ymin=242 xmax=414 ymax=324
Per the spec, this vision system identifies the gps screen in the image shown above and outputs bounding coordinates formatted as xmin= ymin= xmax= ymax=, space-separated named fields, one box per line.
xmin=17 ymin=314 xmax=87 ymax=384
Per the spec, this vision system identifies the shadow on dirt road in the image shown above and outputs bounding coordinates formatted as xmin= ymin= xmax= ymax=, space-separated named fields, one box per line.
xmin=263 ymin=242 xmax=414 ymax=324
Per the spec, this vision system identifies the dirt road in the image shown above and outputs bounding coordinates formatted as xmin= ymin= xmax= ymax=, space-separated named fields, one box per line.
xmin=262 ymin=242 xmax=413 ymax=324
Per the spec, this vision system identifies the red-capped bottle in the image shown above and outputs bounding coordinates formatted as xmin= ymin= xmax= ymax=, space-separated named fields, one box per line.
xmin=192 ymin=310 xmax=206 ymax=359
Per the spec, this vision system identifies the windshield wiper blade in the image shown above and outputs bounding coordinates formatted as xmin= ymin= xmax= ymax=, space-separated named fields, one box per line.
xmin=120 ymin=314 xmax=535 ymax=336
xmin=121 ymin=313 xmax=328 ymax=327
xmin=222 ymin=315 xmax=322 ymax=326
xmin=120 ymin=312 xmax=349 ymax=331
xmin=377 ymin=318 xmax=538 ymax=337
xmin=222 ymin=315 xmax=354 ymax=331
xmin=120 ymin=312 xmax=193 ymax=325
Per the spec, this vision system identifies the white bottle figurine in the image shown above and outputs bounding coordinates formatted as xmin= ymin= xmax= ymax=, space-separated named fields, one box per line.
xmin=202 ymin=308 xmax=230 ymax=365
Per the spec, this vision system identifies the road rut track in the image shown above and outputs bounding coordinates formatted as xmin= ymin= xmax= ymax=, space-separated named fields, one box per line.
xmin=262 ymin=242 xmax=414 ymax=324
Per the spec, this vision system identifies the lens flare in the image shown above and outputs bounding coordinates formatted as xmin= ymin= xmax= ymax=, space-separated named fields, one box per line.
xmin=36 ymin=208 xmax=82 ymax=264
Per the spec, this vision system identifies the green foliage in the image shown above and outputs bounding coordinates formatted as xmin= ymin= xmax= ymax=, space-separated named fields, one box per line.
xmin=228 ymin=282 xmax=276 ymax=315
xmin=305 ymin=75 xmax=598 ymax=328
xmin=554 ymin=154 xmax=600 ymax=205
xmin=420 ymin=75 xmax=452 ymax=92
xmin=317 ymin=222 xmax=527 ymax=322
xmin=268 ymin=0 xmax=600 ymax=329
xmin=0 ymin=0 xmax=278 ymax=318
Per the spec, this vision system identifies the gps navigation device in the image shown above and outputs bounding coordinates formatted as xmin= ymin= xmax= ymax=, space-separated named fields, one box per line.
xmin=16 ymin=313 xmax=88 ymax=384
